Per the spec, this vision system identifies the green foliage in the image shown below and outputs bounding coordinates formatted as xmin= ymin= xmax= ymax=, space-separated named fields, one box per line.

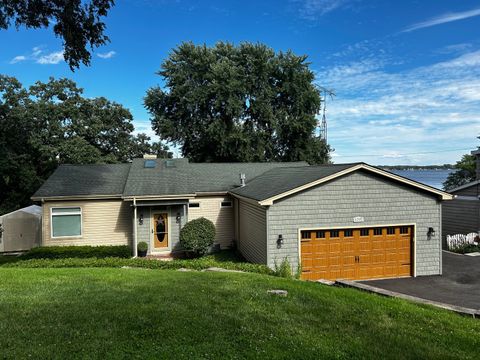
xmin=443 ymin=153 xmax=476 ymax=190
xmin=274 ymin=257 xmax=294 ymax=279
xmin=0 ymin=1 xmax=115 ymax=70
xmin=137 ymin=242 xmax=148 ymax=252
xmin=448 ymin=243 xmax=480 ymax=254
xmin=20 ymin=246 xmax=132 ymax=260
xmin=0 ymin=76 xmax=172 ymax=215
xmin=2 ymin=251 xmax=274 ymax=275
xmin=145 ymin=41 xmax=332 ymax=164
xmin=180 ymin=217 xmax=216 ymax=256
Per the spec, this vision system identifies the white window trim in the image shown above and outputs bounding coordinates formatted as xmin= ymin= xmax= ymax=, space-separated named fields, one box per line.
xmin=50 ymin=206 xmax=83 ymax=239
xmin=220 ymin=200 xmax=232 ymax=208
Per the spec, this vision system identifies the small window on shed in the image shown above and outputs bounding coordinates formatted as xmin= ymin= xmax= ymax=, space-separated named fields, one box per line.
xmin=360 ymin=228 xmax=369 ymax=237
xmin=316 ymin=231 xmax=325 ymax=239
xmin=301 ymin=231 xmax=311 ymax=240
xmin=387 ymin=227 xmax=395 ymax=235
xmin=188 ymin=203 xmax=200 ymax=208
xmin=343 ymin=229 xmax=353 ymax=237
xmin=400 ymin=226 xmax=409 ymax=234
xmin=330 ymin=230 xmax=339 ymax=238
xmin=373 ymin=228 xmax=383 ymax=236
xmin=221 ymin=201 xmax=232 ymax=208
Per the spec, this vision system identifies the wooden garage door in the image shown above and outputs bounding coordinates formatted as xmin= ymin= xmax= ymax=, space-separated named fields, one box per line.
xmin=300 ymin=226 xmax=412 ymax=281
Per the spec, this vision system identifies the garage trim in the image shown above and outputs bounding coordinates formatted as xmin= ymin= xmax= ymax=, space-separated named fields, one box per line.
xmin=297 ymin=223 xmax=417 ymax=279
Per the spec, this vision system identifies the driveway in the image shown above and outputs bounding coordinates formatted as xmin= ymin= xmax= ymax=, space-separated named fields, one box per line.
xmin=361 ymin=251 xmax=480 ymax=310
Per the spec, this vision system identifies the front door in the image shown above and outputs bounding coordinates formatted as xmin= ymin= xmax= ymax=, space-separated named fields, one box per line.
xmin=152 ymin=213 xmax=169 ymax=250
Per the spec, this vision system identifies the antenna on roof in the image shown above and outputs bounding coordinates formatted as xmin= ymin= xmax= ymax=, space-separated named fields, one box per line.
xmin=316 ymin=86 xmax=335 ymax=145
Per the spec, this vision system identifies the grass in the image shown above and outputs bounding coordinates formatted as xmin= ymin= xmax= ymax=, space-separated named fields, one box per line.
xmin=0 ymin=268 xmax=479 ymax=359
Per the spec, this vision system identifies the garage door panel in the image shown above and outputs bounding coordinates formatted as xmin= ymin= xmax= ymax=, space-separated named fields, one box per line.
xmin=301 ymin=225 xmax=412 ymax=281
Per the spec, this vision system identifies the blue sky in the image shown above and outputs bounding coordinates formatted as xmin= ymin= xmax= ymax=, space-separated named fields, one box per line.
xmin=1 ymin=0 xmax=480 ymax=165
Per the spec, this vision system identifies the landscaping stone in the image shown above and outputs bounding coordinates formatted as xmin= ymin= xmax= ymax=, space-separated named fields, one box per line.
xmin=177 ymin=268 xmax=194 ymax=272
xmin=465 ymin=252 xmax=480 ymax=257
xmin=267 ymin=289 xmax=288 ymax=297
xmin=316 ymin=279 xmax=335 ymax=286
xmin=203 ymin=267 xmax=244 ymax=273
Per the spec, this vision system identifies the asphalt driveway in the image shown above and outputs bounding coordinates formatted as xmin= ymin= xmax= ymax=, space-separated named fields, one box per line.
xmin=361 ymin=251 xmax=480 ymax=310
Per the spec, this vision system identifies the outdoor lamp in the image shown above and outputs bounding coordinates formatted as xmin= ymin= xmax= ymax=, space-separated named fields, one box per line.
xmin=139 ymin=213 xmax=144 ymax=225
xmin=427 ymin=227 xmax=435 ymax=238
xmin=176 ymin=212 xmax=181 ymax=223
xmin=277 ymin=234 xmax=284 ymax=248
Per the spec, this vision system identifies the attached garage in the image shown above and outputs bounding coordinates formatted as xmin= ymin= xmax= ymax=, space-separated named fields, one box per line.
xmin=231 ymin=163 xmax=452 ymax=281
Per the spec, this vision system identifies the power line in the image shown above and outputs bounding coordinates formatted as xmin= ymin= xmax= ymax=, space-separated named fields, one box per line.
xmin=335 ymin=147 xmax=474 ymax=158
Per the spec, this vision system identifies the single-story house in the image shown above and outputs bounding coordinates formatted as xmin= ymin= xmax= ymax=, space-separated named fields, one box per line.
xmin=442 ymin=149 xmax=480 ymax=244
xmin=32 ymin=156 xmax=452 ymax=281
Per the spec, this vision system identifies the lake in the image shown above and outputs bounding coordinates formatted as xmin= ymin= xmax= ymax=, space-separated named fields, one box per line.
xmin=388 ymin=169 xmax=453 ymax=190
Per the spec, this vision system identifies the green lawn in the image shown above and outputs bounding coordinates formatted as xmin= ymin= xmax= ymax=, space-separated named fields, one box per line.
xmin=0 ymin=268 xmax=478 ymax=359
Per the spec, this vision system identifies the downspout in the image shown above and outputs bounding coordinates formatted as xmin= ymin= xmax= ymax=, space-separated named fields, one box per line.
xmin=133 ymin=197 xmax=138 ymax=258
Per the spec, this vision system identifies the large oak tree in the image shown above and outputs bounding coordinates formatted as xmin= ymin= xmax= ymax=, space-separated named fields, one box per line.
xmin=0 ymin=75 xmax=170 ymax=214
xmin=145 ymin=42 xmax=331 ymax=164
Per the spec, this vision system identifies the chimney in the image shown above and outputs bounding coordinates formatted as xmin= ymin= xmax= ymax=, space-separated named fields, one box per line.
xmin=143 ymin=154 xmax=157 ymax=159
xmin=239 ymin=173 xmax=246 ymax=187
xmin=472 ymin=149 xmax=480 ymax=180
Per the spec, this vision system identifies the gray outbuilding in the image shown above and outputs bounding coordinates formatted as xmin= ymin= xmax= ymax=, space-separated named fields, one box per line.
xmin=0 ymin=205 xmax=42 ymax=253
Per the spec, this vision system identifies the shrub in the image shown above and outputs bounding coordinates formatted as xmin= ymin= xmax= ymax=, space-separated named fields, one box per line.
xmin=180 ymin=217 xmax=216 ymax=256
xmin=274 ymin=257 xmax=294 ymax=279
xmin=137 ymin=242 xmax=148 ymax=252
xmin=21 ymin=245 xmax=131 ymax=260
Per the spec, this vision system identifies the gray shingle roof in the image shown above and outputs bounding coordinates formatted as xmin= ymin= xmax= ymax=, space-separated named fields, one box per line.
xmin=230 ymin=163 xmax=361 ymax=201
xmin=122 ymin=158 xmax=308 ymax=197
xmin=32 ymin=164 xmax=132 ymax=199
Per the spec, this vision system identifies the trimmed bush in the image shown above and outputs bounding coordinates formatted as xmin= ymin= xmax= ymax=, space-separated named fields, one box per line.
xmin=180 ymin=217 xmax=216 ymax=256
xmin=137 ymin=242 xmax=148 ymax=252
xmin=21 ymin=245 xmax=131 ymax=260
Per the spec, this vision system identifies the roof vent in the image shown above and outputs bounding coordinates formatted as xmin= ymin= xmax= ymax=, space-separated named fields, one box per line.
xmin=144 ymin=160 xmax=156 ymax=168
xmin=143 ymin=154 xmax=157 ymax=159
xmin=240 ymin=173 xmax=246 ymax=187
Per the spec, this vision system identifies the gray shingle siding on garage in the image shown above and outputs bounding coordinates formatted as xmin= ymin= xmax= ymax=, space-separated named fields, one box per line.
xmin=237 ymin=200 xmax=268 ymax=264
xmin=266 ymin=170 xmax=442 ymax=276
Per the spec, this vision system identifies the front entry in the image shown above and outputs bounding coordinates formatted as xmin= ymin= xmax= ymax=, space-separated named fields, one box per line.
xmin=152 ymin=213 xmax=169 ymax=250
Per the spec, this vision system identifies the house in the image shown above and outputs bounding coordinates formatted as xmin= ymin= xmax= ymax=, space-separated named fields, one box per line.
xmin=32 ymin=156 xmax=452 ymax=281
xmin=0 ymin=205 xmax=42 ymax=253
xmin=442 ymin=149 xmax=480 ymax=244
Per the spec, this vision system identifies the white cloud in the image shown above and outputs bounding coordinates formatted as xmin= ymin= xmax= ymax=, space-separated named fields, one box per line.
xmin=9 ymin=55 xmax=26 ymax=64
xmin=402 ymin=7 xmax=480 ymax=33
xmin=36 ymin=51 xmax=64 ymax=65
xmin=316 ymin=50 xmax=480 ymax=165
xmin=294 ymin=0 xmax=351 ymax=19
xmin=97 ymin=51 xmax=116 ymax=59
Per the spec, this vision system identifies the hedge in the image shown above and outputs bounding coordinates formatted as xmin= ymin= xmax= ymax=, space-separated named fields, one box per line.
xmin=20 ymin=246 xmax=132 ymax=260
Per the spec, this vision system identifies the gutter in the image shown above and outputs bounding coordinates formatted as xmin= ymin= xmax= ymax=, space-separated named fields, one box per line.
xmin=133 ymin=197 xmax=138 ymax=258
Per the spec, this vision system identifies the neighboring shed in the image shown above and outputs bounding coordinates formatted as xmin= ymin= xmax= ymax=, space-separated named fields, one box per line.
xmin=0 ymin=205 xmax=42 ymax=252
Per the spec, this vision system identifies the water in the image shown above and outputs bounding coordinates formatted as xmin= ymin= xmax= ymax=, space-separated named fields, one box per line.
xmin=389 ymin=169 xmax=453 ymax=190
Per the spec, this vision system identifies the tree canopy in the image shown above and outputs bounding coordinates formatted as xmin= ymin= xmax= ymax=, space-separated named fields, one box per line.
xmin=145 ymin=42 xmax=331 ymax=164
xmin=0 ymin=75 xmax=170 ymax=214
xmin=443 ymin=153 xmax=476 ymax=191
xmin=0 ymin=0 xmax=114 ymax=70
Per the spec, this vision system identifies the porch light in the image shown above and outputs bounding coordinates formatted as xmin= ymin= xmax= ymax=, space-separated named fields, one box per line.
xmin=139 ymin=213 xmax=144 ymax=225
xmin=277 ymin=234 xmax=284 ymax=248
xmin=176 ymin=212 xmax=181 ymax=223
xmin=427 ymin=227 xmax=435 ymax=238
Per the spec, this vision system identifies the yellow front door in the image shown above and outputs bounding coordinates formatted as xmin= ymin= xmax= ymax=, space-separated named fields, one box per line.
xmin=152 ymin=213 xmax=169 ymax=249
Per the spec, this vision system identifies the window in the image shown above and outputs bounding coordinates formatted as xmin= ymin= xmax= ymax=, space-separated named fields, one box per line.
xmin=400 ymin=226 xmax=409 ymax=234
xmin=343 ymin=229 xmax=353 ymax=237
xmin=188 ymin=203 xmax=200 ymax=208
xmin=373 ymin=228 xmax=383 ymax=236
xmin=221 ymin=201 xmax=232 ymax=208
xmin=316 ymin=231 xmax=325 ymax=239
xmin=330 ymin=230 xmax=339 ymax=238
xmin=144 ymin=160 xmax=156 ymax=168
xmin=387 ymin=227 xmax=395 ymax=235
xmin=360 ymin=228 xmax=369 ymax=237
xmin=51 ymin=207 xmax=81 ymax=238
xmin=301 ymin=231 xmax=311 ymax=240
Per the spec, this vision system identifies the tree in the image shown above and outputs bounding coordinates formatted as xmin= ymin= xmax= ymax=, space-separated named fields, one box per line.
xmin=443 ymin=154 xmax=476 ymax=191
xmin=145 ymin=42 xmax=331 ymax=164
xmin=0 ymin=75 xmax=171 ymax=214
xmin=0 ymin=0 xmax=114 ymax=70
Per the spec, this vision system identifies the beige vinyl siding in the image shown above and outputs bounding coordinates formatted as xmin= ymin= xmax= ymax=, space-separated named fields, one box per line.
xmin=188 ymin=196 xmax=234 ymax=248
xmin=238 ymin=199 xmax=267 ymax=264
xmin=42 ymin=200 xmax=132 ymax=247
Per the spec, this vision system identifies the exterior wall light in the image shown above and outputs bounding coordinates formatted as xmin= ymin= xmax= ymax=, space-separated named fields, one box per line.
xmin=176 ymin=212 xmax=181 ymax=223
xmin=427 ymin=227 xmax=435 ymax=238
xmin=277 ymin=234 xmax=284 ymax=248
xmin=139 ymin=213 xmax=144 ymax=225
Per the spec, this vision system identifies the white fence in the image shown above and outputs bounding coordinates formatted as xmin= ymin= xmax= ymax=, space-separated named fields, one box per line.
xmin=446 ymin=233 xmax=479 ymax=251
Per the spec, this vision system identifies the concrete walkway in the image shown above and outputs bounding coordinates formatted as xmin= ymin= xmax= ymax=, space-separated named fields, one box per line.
xmin=361 ymin=251 xmax=480 ymax=310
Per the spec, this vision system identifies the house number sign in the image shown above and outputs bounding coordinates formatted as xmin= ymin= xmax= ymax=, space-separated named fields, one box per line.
xmin=353 ymin=216 xmax=364 ymax=223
